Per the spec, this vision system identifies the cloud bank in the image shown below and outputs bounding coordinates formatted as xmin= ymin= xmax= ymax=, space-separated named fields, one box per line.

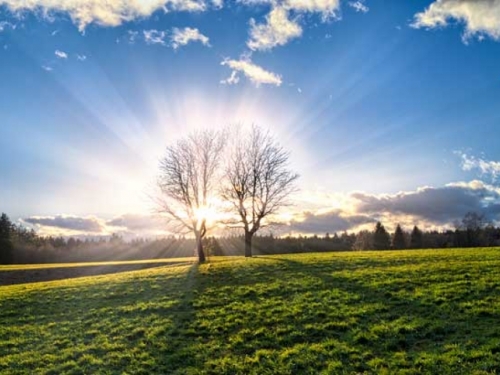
xmin=23 ymin=213 xmax=169 ymax=237
xmin=351 ymin=181 xmax=500 ymax=225
xmin=24 ymin=215 xmax=104 ymax=233
xmin=285 ymin=180 xmax=500 ymax=235
xmin=21 ymin=179 xmax=500 ymax=237
xmin=289 ymin=210 xmax=374 ymax=234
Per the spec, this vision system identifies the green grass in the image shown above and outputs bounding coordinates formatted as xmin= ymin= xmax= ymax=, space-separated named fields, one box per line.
xmin=1 ymin=248 xmax=500 ymax=374
xmin=0 ymin=258 xmax=195 ymax=271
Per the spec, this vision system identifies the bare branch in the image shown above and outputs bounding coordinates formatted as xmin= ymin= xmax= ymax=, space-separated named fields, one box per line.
xmin=222 ymin=125 xmax=299 ymax=245
xmin=154 ymin=129 xmax=225 ymax=262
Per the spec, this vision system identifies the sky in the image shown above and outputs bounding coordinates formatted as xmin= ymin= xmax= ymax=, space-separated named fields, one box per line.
xmin=2 ymin=0 xmax=500 ymax=238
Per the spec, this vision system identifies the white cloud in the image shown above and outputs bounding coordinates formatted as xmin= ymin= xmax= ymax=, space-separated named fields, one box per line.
xmin=0 ymin=21 xmax=16 ymax=32
xmin=248 ymin=5 xmax=302 ymax=51
xmin=237 ymin=0 xmax=269 ymax=5
xmin=76 ymin=53 xmax=87 ymax=61
xmin=212 ymin=0 xmax=223 ymax=9
xmin=241 ymin=0 xmax=342 ymax=50
xmin=221 ymin=56 xmax=282 ymax=87
xmin=41 ymin=65 xmax=53 ymax=71
xmin=0 ymin=0 xmax=346 ymax=52
xmin=412 ymin=0 xmax=500 ymax=42
xmin=349 ymin=1 xmax=368 ymax=13
xmin=456 ymin=151 xmax=500 ymax=181
xmin=54 ymin=49 xmax=68 ymax=59
xmin=220 ymin=70 xmax=240 ymax=85
xmin=0 ymin=0 xmax=208 ymax=32
xmin=285 ymin=0 xmax=340 ymax=18
xmin=127 ymin=30 xmax=139 ymax=44
xmin=170 ymin=27 xmax=210 ymax=49
xmin=143 ymin=29 xmax=167 ymax=45
xmin=239 ymin=0 xmax=341 ymax=16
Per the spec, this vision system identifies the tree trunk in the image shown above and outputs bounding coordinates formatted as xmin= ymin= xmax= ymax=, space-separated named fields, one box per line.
xmin=196 ymin=235 xmax=206 ymax=263
xmin=244 ymin=231 xmax=253 ymax=257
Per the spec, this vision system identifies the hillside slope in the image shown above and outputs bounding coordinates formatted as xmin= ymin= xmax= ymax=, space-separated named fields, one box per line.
xmin=1 ymin=249 xmax=500 ymax=374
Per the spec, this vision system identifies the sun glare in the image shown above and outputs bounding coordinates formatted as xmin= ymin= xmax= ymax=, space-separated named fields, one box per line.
xmin=194 ymin=205 xmax=220 ymax=224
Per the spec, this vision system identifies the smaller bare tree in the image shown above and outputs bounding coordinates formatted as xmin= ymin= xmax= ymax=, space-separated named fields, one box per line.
xmin=222 ymin=125 xmax=298 ymax=257
xmin=156 ymin=129 xmax=225 ymax=263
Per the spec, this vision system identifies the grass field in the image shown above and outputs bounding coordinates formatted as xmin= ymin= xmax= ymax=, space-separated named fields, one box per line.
xmin=0 ymin=258 xmax=195 ymax=286
xmin=1 ymin=248 xmax=500 ymax=374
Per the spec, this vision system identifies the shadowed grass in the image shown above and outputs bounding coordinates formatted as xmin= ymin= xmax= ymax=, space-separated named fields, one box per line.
xmin=0 ymin=259 xmax=195 ymax=286
xmin=0 ymin=258 xmax=196 ymax=271
xmin=1 ymin=248 xmax=500 ymax=374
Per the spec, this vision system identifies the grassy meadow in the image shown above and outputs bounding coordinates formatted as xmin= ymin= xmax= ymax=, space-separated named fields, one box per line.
xmin=1 ymin=248 xmax=500 ymax=374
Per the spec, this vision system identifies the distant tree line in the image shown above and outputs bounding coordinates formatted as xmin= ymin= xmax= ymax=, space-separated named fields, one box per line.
xmin=1 ymin=211 xmax=500 ymax=264
xmin=0 ymin=213 xmax=199 ymax=264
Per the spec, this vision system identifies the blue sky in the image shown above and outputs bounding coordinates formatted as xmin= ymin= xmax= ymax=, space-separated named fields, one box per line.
xmin=2 ymin=0 xmax=500 ymax=237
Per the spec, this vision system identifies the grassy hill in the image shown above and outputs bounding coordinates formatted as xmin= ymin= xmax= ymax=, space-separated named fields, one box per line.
xmin=1 ymin=248 xmax=500 ymax=374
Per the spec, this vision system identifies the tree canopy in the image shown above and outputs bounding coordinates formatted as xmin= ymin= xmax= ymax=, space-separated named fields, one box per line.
xmin=221 ymin=125 xmax=298 ymax=257
xmin=156 ymin=129 xmax=225 ymax=263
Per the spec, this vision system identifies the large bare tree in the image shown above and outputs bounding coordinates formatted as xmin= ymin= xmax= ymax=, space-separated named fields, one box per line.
xmin=156 ymin=129 xmax=225 ymax=263
xmin=222 ymin=126 xmax=298 ymax=257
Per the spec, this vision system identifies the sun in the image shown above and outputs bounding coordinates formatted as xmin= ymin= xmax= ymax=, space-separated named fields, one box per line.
xmin=194 ymin=205 xmax=220 ymax=224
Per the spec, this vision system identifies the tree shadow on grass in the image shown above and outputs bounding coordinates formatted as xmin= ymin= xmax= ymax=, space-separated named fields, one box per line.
xmin=0 ymin=261 xmax=193 ymax=286
xmin=161 ymin=254 xmax=500 ymax=374
xmin=3 ymin=255 xmax=500 ymax=374
xmin=0 ymin=263 xmax=207 ymax=374
xmin=252 ymin=256 xmax=500 ymax=372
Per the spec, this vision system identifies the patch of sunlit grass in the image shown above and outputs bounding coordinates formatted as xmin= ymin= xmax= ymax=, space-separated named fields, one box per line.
xmin=1 ymin=249 xmax=500 ymax=374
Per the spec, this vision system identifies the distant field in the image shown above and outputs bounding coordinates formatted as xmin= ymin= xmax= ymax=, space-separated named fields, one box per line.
xmin=1 ymin=248 xmax=500 ymax=374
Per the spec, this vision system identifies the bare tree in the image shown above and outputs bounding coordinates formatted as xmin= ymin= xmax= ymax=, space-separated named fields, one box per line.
xmin=156 ymin=129 xmax=225 ymax=263
xmin=222 ymin=126 xmax=298 ymax=257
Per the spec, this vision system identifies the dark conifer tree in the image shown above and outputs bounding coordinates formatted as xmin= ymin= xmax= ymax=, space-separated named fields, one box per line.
xmin=410 ymin=225 xmax=423 ymax=249
xmin=0 ymin=213 xmax=14 ymax=264
xmin=373 ymin=222 xmax=391 ymax=250
xmin=392 ymin=224 xmax=406 ymax=249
